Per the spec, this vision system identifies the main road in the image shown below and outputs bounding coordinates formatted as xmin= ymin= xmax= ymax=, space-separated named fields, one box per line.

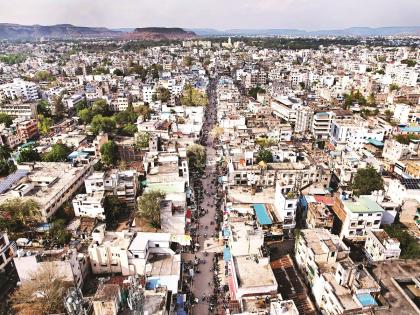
xmin=190 ymin=77 xmax=221 ymax=315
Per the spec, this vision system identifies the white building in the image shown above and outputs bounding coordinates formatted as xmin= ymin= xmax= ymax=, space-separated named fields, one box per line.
xmin=274 ymin=182 xmax=298 ymax=232
xmin=72 ymin=191 xmax=105 ymax=220
xmin=364 ymin=229 xmax=401 ymax=262
xmin=0 ymin=79 xmax=39 ymax=101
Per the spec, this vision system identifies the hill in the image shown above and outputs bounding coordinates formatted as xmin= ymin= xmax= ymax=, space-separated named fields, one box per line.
xmin=0 ymin=23 xmax=120 ymax=40
xmin=124 ymin=27 xmax=196 ymax=40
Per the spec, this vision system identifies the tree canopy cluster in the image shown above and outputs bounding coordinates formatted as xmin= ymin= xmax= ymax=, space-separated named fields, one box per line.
xmin=181 ymin=84 xmax=208 ymax=106
xmin=0 ymin=145 xmax=16 ymax=177
xmin=187 ymin=144 xmax=206 ymax=173
xmin=351 ymin=167 xmax=384 ymax=196
xmin=137 ymin=190 xmax=165 ymax=229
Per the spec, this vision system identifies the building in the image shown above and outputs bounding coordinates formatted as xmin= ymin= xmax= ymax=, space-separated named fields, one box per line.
xmin=332 ymin=195 xmax=384 ymax=241
xmin=0 ymin=79 xmax=39 ymax=101
xmin=0 ymin=162 xmax=94 ymax=220
xmin=274 ymin=182 xmax=298 ymax=232
xmin=0 ymin=102 xmax=37 ymax=119
xmin=16 ymin=119 xmax=39 ymax=141
xmin=13 ymin=248 xmax=89 ymax=289
xmin=364 ymin=229 xmax=401 ymax=261
xmin=72 ymin=191 xmax=105 ymax=220
xmin=92 ymin=284 xmax=121 ymax=315
xmin=84 ymin=170 xmax=138 ymax=209
xmin=311 ymin=112 xmax=333 ymax=141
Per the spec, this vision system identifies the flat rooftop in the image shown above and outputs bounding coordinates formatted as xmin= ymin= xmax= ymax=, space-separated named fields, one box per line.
xmin=147 ymin=254 xmax=180 ymax=277
xmin=343 ymin=196 xmax=384 ymax=213
xmin=234 ymin=256 xmax=277 ymax=289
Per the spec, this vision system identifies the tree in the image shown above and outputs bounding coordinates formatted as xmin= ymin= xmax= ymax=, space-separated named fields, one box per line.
xmin=48 ymin=219 xmax=71 ymax=246
xmin=52 ymin=95 xmax=66 ymax=120
xmin=183 ymin=56 xmax=193 ymax=67
xmin=137 ymin=191 xmax=165 ymax=228
xmin=352 ymin=167 xmax=384 ymax=196
xmin=100 ymin=140 xmax=118 ymax=166
xmin=0 ymin=113 xmax=13 ymax=127
xmin=37 ymin=100 xmax=52 ymax=117
xmin=18 ymin=146 xmax=41 ymax=163
xmin=187 ymin=144 xmax=206 ymax=173
xmin=90 ymin=115 xmax=116 ymax=135
xmin=37 ymin=114 xmax=53 ymax=135
xmin=401 ymin=59 xmax=416 ymax=67
xmin=181 ymin=84 xmax=208 ymax=106
xmin=104 ymin=195 xmax=126 ymax=229
xmin=384 ymin=109 xmax=393 ymax=122
xmin=0 ymin=198 xmax=41 ymax=232
xmin=256 ymin=149 xmax=273 ymax=163
xmin=121 ymin=123 xmax=137 ymax=136
xmin=92 ymin=99 xmax=111 ymax=116
xmin=10 ymin=263 xmax=68 ymax=315
xmin=367 ymin=92 xmax=376 ymax=106
xmin=135 ymin=132 xmax=150 ymax=150
xmin=43 ymin=143 xmax=72 ymax=162
xmin=389 ymin=83 xmax=400 ymax=92
xmin=134 ymin=105 xmax=152 ymax=120
xmin=113 ymin=68 xmax=124 ymax=76
xmin=248 ymin=86 xmax=266 ymax=99
xmin=0 ymin=145 xmax=11 ymax=160
xmin=384 ymin=224 xmax=420 ymax=259
xmin=77 ymin=108 xmax=93 ymax=124
xmin=0 ymin=159 xmax=15 ymax=177
xmin=114 ymin=110 xmax=138 ymax=125
xmin=153 ymin=87 xmax=171 ymax=103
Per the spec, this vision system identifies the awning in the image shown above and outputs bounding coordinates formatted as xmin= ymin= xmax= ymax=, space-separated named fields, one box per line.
xmin=223 ymin=246 xmax=232 ymax=262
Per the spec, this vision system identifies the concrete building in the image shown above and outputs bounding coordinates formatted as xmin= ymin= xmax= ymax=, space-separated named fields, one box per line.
xmin=14 ymin=248 xmax=89 ymax=289
xmin=0 ymin=79 xmax=39 ymax=101
xmin=0 ymin=162 xmax=94 ymax=220
xmin=92 ymin=284 xmax=121 ymax=315
xmin=274 ymin=182 xmax=298 ymax=232
xmin=72 ymin=191 xmax=105 ymax=220
xmin=0 ymin=102 xmax=37 ymax=119
xmin=364 ymin=229 xmax=401 ymax=262
xmin=331 ymin=195 xmax=384 ymax=241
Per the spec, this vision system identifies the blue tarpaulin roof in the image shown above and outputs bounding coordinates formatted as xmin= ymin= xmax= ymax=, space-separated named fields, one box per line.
xmin=253 ymin=203 xmax=272 ymax=225
xmin=223 ymin=246 xmax=232 ymax=262
xmin=223 ymin=227 xmax=231 ymax=237
xmin=368 ymin=138 xmax=384 ymax=147
xmin=146 ymin=278 xmax=160 ymax=289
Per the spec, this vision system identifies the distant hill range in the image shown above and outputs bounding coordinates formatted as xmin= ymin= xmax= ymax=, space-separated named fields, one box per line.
xmin=123 ymin=27 xmax=196 ymax=40
xmin=0 ymin=23 xmax=120 ymax=40
xmin=189 ymin=26 xmax=420 ymax=37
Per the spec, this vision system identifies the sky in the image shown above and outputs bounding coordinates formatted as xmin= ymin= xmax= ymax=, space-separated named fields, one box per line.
xmin=0 ymin=0 xmax=419 ymax=30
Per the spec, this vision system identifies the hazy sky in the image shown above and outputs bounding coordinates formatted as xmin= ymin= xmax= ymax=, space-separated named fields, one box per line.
xmin=0 ymin=0 xmax=419 ymax=30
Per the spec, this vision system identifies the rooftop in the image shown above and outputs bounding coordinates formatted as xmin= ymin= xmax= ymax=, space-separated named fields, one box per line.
xmin=234 ymin=256 xmax=277 ymax=289
xmin=343 ymin=196 xmax=384 ymax=213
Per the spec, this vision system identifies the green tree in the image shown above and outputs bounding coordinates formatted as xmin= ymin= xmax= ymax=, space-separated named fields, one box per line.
xmin=78 ymin=108 xmax=93 ymax=124
xmin=0 ymin=159 xmax=16 ymax=177
xmin=90 ymin=115 xmax=116 ymax=135
xmin=18 ymin=146 xmax=41 ymax=163
xmin=181 ymin=84 xmax=208 ymax=106
xmin=352 ymin=167 xmax=384 ymax=196
xmin=256 ymin=149 xmax=273 ymax=163
xmin=53 ymin=95 xmax=66 ymax=120
xmin=367 ymin=92 xmax=376 ymax=106
xmin=137 ymin=190 xmax=165 ymax=228
xmin=43 ymin=143 xmax=72 ymax=162
xmin=384 ymin=109 xmax=393 ymax=122
xmin=389 ymin=83 xmax=400 ymax=92
xmin=249 ymin=86 xmax=266 ymax=99
xmin=183 ymin=56 xmax=193 ymax=67
xmin=0 ymin=113 xmax=13 ymax=127
xmin=104 ymin=195 xmax=126 ymax=229
xmin=401 ymin=59 xmax=416 ymax=67
xmin=33 ymin=70 xmax=55 ymax=82
xmin=121 ymin=123 xmax=137 ymax=136
xmin=113 ymin=68 xmax=124 ymax=76
xmin=48 ymin=219 xmax=71 ymax=246
xmin=100 ymin=140 xmax=118 ymax=166
xmin=153 ymin=87 xmax=171 ymax=103
xmin=92 ymin=99 xmax=111 ymax=116
xmin=38 ymin=114 xmax=53 ymax=135
xmin=0 ymin=145 xmax=11 ymax=160
xmin=135 ymin=132 xmax=150 ymax=150
xmin=134 ymin=105 xmax=152 ymax=119
xmin=114 ymin=110 xmax=138 ymax=125
xmin=37 ymin=99 xmax=52 ymax=117
xmin=187 ymin=144 xmax=206 ymax=173
xmin=384 ymin=224 xmax=420 ymax=259
xmin=0 ymin=198 xmax=41 ymax=231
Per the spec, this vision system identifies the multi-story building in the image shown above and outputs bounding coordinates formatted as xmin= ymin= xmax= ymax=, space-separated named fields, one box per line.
xmin=16 ymin=119 xmax=39 ymax=141
xmin=14 ymin=248 xmax=89 ymax=289
xmin=311 ymin=111 xmax=333 ymax=141
xmin=72 ymin=191 xmax=105 ymax=220
xmin=84 ymin=170 xmax=138 ymax=209
xmin=331 ymin=195 xmax=384 ymax=240
xmin=274 ymin=182 xmax=298 ymax=232
xmin=364 ymin=229 xmax=401 ymax=262
xmin=0 ymin=79 xmax=39 ymax=101
xmin=0 ymin=102 xmax=37 ymax=119
xmin=0 ymin=162 xmax=94 ymax=220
